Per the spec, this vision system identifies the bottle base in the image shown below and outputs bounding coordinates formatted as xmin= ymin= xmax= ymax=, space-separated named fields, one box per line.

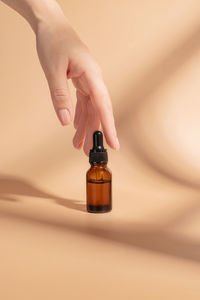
xmin=87 ymin=204 xmax=112 ymax=213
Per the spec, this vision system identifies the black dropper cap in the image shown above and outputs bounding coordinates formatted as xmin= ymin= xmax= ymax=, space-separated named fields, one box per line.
xmin=89 ymin=131 xmax=108 ymax=164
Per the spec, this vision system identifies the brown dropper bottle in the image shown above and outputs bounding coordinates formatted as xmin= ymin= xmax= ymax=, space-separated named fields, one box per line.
xmin=86 ymin=131 xmax=112 ymax=213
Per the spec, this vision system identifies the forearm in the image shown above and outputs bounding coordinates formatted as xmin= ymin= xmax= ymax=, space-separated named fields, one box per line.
xmin=0 ymin=0 xmax=65 ymax=33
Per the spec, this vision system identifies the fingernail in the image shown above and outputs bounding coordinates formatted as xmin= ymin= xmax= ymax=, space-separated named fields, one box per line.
xmin=58 ymin=109 xmax=71 ymax=125
xmin=115 ymin=137 xmax=120 ymax=150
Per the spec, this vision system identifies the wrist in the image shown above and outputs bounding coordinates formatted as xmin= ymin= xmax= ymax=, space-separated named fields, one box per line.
xmin=27 ymin=0 xmax=66 ymax=33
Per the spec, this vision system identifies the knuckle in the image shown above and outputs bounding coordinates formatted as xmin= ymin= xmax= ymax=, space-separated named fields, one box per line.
xmin=86 ymin=101 xmax=95 ymax=116
xmin=52 ymin=88 xmax=68 ymax=105
xmin=106 ymin=100 xmax=112 ymax=111
xmin=92 ymin=63 xmax=102 ymax=77
xmin=101 ymin=100 xmax=113 ymax=114
xmin=86 ymin=60 xmax=102 ymax=77
xmin=53 ymin=88 xmax=68 ymax=97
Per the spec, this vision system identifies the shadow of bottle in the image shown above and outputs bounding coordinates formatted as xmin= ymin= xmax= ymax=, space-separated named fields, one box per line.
xmin=0 ymin=174 xmax=86 ymax=212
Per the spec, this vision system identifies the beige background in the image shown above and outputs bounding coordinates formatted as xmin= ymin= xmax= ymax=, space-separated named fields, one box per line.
xmin=0 ymin=0 xmax=200 ymax=299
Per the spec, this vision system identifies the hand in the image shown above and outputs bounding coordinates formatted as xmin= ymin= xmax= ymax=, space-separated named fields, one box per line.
xmin=36 ymin=14 xmax=120 ymax=155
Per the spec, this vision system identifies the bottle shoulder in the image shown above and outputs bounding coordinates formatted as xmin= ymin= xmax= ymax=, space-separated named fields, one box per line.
xmin=87 ymin=164 xmax=112 ymax=181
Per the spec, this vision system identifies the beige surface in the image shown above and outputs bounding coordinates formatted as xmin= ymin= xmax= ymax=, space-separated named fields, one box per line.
xmin=0 ymin=1 xmax=200 ymax=299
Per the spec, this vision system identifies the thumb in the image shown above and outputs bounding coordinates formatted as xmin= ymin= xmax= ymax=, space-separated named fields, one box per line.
xmin=48 ymin=72 xmax=73 ymax=126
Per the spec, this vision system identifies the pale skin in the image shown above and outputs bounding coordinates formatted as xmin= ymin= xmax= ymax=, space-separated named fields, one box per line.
xmin=1 ymin=0 xmax=120 ymax=155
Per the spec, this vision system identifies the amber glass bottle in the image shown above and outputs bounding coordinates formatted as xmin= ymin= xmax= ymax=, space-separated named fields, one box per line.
xmin=86 ymin=131 xmax=112 ymax=213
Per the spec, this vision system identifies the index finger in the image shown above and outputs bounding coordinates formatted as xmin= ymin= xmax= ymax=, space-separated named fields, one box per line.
xmin=84 ymin=71 xmax=120 ymax=150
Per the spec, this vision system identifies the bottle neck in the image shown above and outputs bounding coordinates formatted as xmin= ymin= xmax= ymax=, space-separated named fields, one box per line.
xmin=90 ymin=163 xmax=107 ymax=168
